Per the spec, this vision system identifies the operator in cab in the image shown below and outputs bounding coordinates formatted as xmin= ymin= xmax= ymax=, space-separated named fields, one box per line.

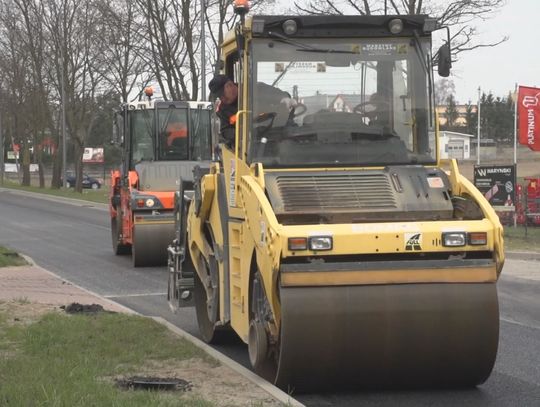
xmin=209 ymin=74 xmax=298 ymax=148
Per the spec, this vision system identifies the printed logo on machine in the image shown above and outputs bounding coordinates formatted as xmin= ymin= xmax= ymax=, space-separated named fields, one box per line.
xmin=404 ymin=232 xmax=422 ymax=251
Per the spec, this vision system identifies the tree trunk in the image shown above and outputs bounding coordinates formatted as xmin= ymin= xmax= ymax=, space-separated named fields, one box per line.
xmin=74 ymin=141 xmax=84 ymax=193
xmin=22 ymin=145 xmax=31 ymax=186
xmin=37 ymin=148 xmax=45 ymax=188
xmin=51 ymin=149 xmax=62 ymax=189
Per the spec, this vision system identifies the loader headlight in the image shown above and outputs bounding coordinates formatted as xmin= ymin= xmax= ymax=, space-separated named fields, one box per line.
xmin=308 ymin=236 xmax=333 ymax=251
xmin=442 ymin=232 xmax=466 ymax=247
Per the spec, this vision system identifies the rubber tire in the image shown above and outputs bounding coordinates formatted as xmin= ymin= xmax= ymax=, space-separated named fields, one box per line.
xmin=193 ymin=266 xmax=234 ymax=344
xmin=248 ymin=272 xmax=279 ymax=383
xmin=248 ymin=319 xmax=268 ymax=370
xmin=111 ymin=216 xmax=131 ymax=255
xmin=193 ymin=268 xmax=220 ymax=343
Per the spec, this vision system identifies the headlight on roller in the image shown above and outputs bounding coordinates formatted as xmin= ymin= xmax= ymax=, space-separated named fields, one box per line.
xmin=442 ymin=232 xmax=466 ymax=247
xmin=308 ymin=236 xmax=333 ymax=251
xmin=145 ymin=198 xmax=155 ymax=208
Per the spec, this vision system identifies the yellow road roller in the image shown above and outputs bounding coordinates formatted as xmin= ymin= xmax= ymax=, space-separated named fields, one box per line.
xmin=168 ymin=9 xmax=504 ymax=392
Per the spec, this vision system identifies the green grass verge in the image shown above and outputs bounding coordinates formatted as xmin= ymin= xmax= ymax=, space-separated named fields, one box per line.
xmin=1 ymin=180 xmax=109 ymax=204
xmin=503 ymin=225 xmax=540 ymax=252
xmin=0 ymin=246 xmax=28 ymax=267
xmin=0 ymin=309 xmax=216 ymax=406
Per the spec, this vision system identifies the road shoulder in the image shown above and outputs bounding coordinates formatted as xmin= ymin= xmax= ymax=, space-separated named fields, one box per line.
xmin=0 ymin=259 xmax=303 ymax=406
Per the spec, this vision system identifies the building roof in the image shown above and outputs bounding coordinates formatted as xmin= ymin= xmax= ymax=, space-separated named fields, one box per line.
xmin=331 ymin=94 xmax=366 ymax=110
xmin=440 ymin=130 xmax=475 ymax=138
xmin=300 ymin=93 xmax=333 ymax=113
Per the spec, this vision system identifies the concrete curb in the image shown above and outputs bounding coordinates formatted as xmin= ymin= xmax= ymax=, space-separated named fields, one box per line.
xmin=18 ymin=255 xmax=304 ymax=407
xmin=19 ymin=255 xmax=137 ymax=315
xmin=0 ymin=187 xmax=108 ymax=211
xmin=153 ymin=317 xmax=304 ymax=407
xmin=506 ymin=251 xmax=540 ymax=261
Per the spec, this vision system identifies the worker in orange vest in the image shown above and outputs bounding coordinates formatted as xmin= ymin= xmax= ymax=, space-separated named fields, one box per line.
xmin=209 ymin=74 xmax=296 ymax=148
xmin=166 ymin=122 xmax=188 ymax=148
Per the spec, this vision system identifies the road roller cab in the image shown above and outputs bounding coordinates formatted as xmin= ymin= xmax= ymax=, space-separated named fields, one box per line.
xmin=169 ymin=11 xmax=505 ymax=392
xmin=110 ymin=90 xmax=213 ymax=267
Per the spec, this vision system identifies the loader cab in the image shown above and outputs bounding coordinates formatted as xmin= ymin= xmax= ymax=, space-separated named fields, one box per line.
xmin=114 ymin=101 xmax=213 ymax=172
xmin=228 ymin=15 xmax=448 ymax=169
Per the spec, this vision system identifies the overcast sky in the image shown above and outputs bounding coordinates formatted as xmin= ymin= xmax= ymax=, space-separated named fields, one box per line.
xmin=451 ymin=0 xmax=539 ymax=104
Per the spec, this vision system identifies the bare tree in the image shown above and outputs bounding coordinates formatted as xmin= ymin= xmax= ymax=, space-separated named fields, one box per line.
xmin=132 ymin=0 xmax=202 ymax=100
xmin=204 ymin=0 xmax=275 ymax=98
xmin=294 ymin=0 xmax=508 ymax=62
xmin=205 ymin=0 xmax=236 ymax=79
xmin=43 ymin=0 xmax=106 ymax=192
xmin=0 ymin=0 xmax=34 ymax=186
xmin=96 ymin=0 xmax=153 ymax=103
xmin=13 ymin=0 xmax=59 ymax=188
xmin=435 ymin=78 xmax=456 ymax=105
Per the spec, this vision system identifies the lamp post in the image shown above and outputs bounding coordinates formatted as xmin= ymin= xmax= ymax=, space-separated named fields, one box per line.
xmin=477 ymin=86 xmax=481 ymax=165
xmin=200 ymin=0 xmax=206 ymax=101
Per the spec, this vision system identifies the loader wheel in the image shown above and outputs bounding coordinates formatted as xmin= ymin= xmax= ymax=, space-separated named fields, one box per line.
xmin=194 ymin=259 xmax=223 ymax=343
xmin=111 ymin=216 xmax=131 ymax=255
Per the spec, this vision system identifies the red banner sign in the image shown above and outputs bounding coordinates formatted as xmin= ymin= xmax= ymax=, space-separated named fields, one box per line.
xmin=518 ymin=86 xmax=540 ymax=151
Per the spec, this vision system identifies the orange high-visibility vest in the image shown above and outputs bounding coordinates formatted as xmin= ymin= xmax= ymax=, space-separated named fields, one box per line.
xmin=166 ymin=123 xmax=188 ymax=147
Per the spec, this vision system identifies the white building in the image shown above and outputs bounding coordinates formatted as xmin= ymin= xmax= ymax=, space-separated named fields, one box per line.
xmin=439 ymin=131 xmax=474 ymax=160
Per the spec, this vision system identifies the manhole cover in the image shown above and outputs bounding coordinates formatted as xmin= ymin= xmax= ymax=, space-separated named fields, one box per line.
xmin=116 ymin=376 xmax=192 ymax=391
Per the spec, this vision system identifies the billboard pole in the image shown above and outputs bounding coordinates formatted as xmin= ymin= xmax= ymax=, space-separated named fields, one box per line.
xmin=513 ymin=84 xmax=518 ymax=165
xmin=0 ymin=111 xmax=4 ymax=186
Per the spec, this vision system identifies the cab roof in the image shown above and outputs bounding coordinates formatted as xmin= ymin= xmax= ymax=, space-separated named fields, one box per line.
xmin=124 ymin=100 xmax=213 ymax=111
xmin=223 ymin=14 xmax=433 ymax=43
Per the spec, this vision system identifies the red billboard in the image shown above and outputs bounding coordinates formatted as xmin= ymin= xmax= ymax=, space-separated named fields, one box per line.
xmin=518 ymin=86 xmax=540 ymax=151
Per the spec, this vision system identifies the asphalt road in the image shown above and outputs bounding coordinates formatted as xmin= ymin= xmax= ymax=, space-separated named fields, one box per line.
xmin=1 ymin=188 xmax=539 ymax=406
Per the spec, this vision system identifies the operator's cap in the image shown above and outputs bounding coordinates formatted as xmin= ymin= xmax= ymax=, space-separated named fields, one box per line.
xmin=209 ymin=74 xmax=230 ymax=98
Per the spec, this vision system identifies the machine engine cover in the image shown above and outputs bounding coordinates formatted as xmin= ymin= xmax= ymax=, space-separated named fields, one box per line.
xmin=136 ymin=161 xmax=209 ymax=192
xmin=264 ymin=166 xmax=454 ymax=224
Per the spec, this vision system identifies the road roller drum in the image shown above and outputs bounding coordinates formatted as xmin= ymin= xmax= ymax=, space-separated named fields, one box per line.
xmin=132 ymin=220 xmax=175 ymax=267
xmin=274 ymin=283 xmax=499 ymax=391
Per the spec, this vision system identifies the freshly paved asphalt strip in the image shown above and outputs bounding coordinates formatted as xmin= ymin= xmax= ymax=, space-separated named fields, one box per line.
xmin=1 ymin=187 xmax=540 ymax=406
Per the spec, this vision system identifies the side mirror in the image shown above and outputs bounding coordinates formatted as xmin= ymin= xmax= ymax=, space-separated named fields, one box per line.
xmin=236 ymin=31 xmax=245 ymax=54
xmin=438 ymin=43 xmax=452 ymax=77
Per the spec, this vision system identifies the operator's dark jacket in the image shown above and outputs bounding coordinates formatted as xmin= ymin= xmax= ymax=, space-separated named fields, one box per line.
xmin=215 ymin=98 xmax=238 ymax=148
xmin=215 ymin=83 xmax=290 ymax=148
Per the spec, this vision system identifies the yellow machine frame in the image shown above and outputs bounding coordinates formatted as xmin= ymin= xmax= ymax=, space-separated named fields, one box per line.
xmin=185 ymin=13 xmax=504 ymax=390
